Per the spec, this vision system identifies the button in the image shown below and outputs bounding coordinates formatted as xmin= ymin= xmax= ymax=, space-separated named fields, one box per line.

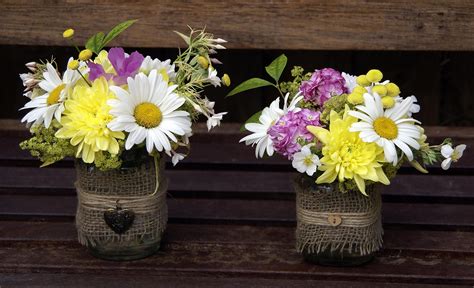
xmin=328 ymin=214 xmax=342 ymax=226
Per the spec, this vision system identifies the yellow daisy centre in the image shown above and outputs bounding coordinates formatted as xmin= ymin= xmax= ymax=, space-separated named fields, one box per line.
xmin=134 ymin=102 xmax=163 ymax=128
xmin=47 ymin=84 xmax=66 ymax=106
xmin=373 ymin=117 xmax=398 ymax=140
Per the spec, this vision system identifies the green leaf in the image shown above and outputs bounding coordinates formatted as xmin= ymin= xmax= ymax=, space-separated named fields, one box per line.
xmin=265 ymin=54 xmax=287 ymax=83
xmin=240 ymin=110 xmax=263 ymax=132
xmin=102 ymin=19 xmax=137 ymax=48
xmin=226 ymin=78 xmax=274 ymax=97
xmin=85 ymin=32 xmax=105 ymax=54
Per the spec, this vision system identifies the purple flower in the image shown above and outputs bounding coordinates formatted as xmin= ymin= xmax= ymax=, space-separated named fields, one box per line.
xmin=299 ymin=68 xmax=348 ymax=106
xmin=87 ymin=47 xmax=144 ymax=85
xmin=268 ymin=109 xmax=321 ymax=159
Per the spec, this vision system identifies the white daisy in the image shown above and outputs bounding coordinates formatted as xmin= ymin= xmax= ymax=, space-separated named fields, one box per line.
xmin=441 ymin=144 xmax=466 ymax=170
xmin=292 ymin=145 xmax=320 ymax=176
xmin=349 ymin=92 xmax=422 ymax=165
xmin=139 ymin=56 xmax=176 ymax=82
xmin=207 ymin=67 xmax=221 ymax=87
xmin=240 ymin=94 xmax=302 ymax=158
xmin=107 ymin=70 xmax=192 ymax=153
xmin=206 ymin=112 xmax=227 ymax=131
xmin=342 ymin=72 xmax=357 ymax=93
xmin=20 ymin=58 xmax=84 ymax=128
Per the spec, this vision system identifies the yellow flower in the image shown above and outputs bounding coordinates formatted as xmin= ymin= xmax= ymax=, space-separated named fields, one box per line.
xmin=55 ymin=78 xmax=124 ymax=163
xmin=94 ymin=50 xmax=115 ymax=74
xmin=307 ymin=107 xmax=390 ymax=195
xmin=222 ymin=73 xmax=231 ymax=86
xmin=78 ymin=49 xmax=93 ymax=61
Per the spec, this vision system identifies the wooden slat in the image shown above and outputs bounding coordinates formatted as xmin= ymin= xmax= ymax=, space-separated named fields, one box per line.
xmin=1 ymin=222 xmax=473 ymax=253
xmin=2 ymin=1 xmax=474 ymax=51
xmin=1 ymin=273 xmax=468 ymax=288
xmin=0 ymin=166 xmax=473 ymax=203
xmin=0 ymin=240 xmax=473 ymax=285
xmin=0 ymin=195 xmax=472 ymax=229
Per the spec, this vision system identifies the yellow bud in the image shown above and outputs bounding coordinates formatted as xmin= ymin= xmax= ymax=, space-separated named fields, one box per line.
xmin=353 ymin=85 xmax=367 ymax=94
xmin=222 ymin=74 xmax=231 ymax=86
xmin=63 ymin=28 xmax=74 ymax=38
xmin=78 ymin=49 xmax=93 ymax=61
xmin=356 ymin=75 xmax=370 ymax=86
xmin=372 ymin=85 xmax=387 ymax=96
xmin=381 ymin=96 xmax=395 ymax=109
xmin=385 ymin=82 xmax=400 ymax=97
xmin=366 ymin=69 xmax=383 ymax=83
xmin=347 ymin=93 xmax=364 ymax=105
xmin=197 ymin=56 xmax=209 ymax=69
xmin=68 ymin=59 xmax=80 ymax=70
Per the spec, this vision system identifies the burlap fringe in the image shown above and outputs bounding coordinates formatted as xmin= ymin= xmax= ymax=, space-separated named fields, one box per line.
xmin=75 ymin=157 xmax=168 ymax=247
xmin=294 ymin=178 xmax=383 ymax=256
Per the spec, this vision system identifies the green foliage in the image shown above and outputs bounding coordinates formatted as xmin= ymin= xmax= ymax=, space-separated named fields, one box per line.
xmin=86 ymin=20 xmax=137 ymax=54
xmin=279 ymin=66 xmax=311 ymax=100
xmin=320 ymin=94 xmax=349 ymax=125
xmin=19 ymin=124 xmax=75 ymax=167
xmin=93 ymin=150 xmax=123 ymax=171
xmin=226 ymin=78 xmax=274 ymax=97
xmin=265 ymin=54 xmax=287 ymax=83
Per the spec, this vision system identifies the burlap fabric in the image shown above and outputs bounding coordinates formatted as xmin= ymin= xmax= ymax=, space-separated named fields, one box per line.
xmin=75 ymin=157 xmax=167 ymax=247
xmin=295 ymin=177 xmax=383 ymax=256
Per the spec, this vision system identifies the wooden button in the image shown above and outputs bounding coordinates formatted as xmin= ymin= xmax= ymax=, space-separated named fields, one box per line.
xmin=328 ymin=214 xmax=342 ymax=226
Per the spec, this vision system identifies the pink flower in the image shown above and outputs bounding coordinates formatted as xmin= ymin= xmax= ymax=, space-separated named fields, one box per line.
xmin=268 ymin=109 xmax=321 ymax=159
xmin=299 ymin=68 xmax=347 ymax=106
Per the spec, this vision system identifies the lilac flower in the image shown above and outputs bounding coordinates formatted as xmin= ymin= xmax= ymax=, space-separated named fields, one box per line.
xmin=299 ymin=68 xmax=348 ymax=106
xmin=268 ymin=109 xmax=321 ymax=159
xmin=88 ymin=47 xmax=144 ymax=85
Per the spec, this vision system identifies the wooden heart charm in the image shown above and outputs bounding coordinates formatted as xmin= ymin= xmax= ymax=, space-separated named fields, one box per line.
xmin=104 ymin=207 xmax=135 ymax=234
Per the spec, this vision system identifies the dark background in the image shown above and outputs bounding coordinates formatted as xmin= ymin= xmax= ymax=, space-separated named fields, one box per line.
xmin=3 ymin=45 xmax=473 ymax=126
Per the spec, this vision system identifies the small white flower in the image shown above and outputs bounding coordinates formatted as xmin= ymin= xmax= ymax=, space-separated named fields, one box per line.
xmin=441 ymin=144 xmax=466 ymax=170
xmin=394 ymin=95 xmax=420 ymax=116
xmin=342 ymin=72 xmax=357 ymax=93
xmin=171 ymin=151 xmax=186 ymax=166
xmin=283 ymin=92 xmax=303 ymax=113
xmin=206 ymin=112 xmax=227 ymax=131
xmin=292 ymin=145 xmax=320 ymax=176
xmin=207 ymin=67 xmax=221 ymax=87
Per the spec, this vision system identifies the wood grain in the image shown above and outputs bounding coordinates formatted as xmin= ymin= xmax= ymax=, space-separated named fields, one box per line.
xmin=2 ymin=1 xmax=474 ymax=50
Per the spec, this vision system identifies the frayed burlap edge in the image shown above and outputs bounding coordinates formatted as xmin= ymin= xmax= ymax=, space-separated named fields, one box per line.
xmin=294 ymin=179 xmax=383 ymax=256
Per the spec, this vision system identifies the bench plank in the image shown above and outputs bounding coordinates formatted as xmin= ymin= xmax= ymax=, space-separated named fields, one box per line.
xmin=2 ymin=1 xmax=474 ymax=51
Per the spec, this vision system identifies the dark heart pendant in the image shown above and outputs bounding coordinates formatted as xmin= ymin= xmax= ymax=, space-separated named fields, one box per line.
xmin=104 ymin=206 xmax=135 ymax=234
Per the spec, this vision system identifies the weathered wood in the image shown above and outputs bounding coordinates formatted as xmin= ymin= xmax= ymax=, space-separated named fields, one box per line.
xmin=0 ymin=240 xmax=473 ymax=285
xmin=1 ymin=221 xmax=473 ymax=253
xmin=0 ymin=167 xmax=473 ymax=203
xmin=0 ymin=195 xmax=472 ymax=229
xmin=2 ymin=1 xmax=474 ymax=51
xmin=1 ymin=273 xmax=468 ymax=288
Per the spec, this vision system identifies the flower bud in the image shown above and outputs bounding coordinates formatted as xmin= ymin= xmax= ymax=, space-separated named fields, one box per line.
xmin=385 ymin=82 xmax=400 ymax=97
xmin=222 ymin=74 xmax=231 ymax=86
xmin=68 ymin=59 xmax=80 ymax=70
xmin=366 ymin=69 xmax=383 ymax=83
xmin=347 ymin=93 xmax=364 ymax=105
xmin=381 ymin=96 xmax=395 ymax=108
xmin=63 ymin=28 xmax=74 ymax=38
xmin=353 ymin=85 xmax=367 ymax=94
xmin=78 ymin=49 xmax=93 ymax=61
xmin=197 ymin=56 xmax=209 ymax=69
xmin=356 ymin=75 xmax=370 ymax=86
xmin=372 ymin=85 xmax=387 ymax=96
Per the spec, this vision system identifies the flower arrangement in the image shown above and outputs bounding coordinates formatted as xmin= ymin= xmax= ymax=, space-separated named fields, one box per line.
xmin=19 ymin=20 xmax=229 ymax=169
xmin=229 ymin=55 xmax=466 ymax=195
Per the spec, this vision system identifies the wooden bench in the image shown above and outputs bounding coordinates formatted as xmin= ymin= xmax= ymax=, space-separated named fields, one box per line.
xmin=1 ymin=1 xmax=474 ymax=287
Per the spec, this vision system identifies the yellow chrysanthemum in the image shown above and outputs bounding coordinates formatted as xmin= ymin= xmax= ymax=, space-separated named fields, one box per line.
xmin=307 ymin=107 xmax=390 ymax=195
xmin=55 ymin=77 xmax=125 ymax=163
